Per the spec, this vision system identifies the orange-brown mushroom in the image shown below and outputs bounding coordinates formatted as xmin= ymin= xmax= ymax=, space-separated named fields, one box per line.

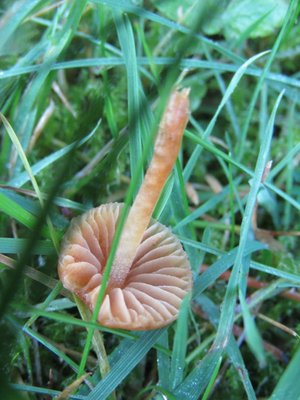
xmin=58 ymin=89 xmax=192 ymax=330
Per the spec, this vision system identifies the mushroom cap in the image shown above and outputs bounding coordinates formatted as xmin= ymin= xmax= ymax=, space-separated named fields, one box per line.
xmin=58 ymin=203 xmax=192 ymax=330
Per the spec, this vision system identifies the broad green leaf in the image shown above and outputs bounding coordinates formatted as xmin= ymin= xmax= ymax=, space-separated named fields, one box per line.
xmin=149 ymin=0 xmax=227 ymax=35
xmin=223 ymin=0 xmax=288 ymax=39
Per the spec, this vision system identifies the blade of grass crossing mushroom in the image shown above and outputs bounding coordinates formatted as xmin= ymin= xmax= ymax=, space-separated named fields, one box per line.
xmin=74 ymin=297 xmax=111 ymax=379
xmin=213 ymin=90 xmax=285 ymax=350
xmin=107 ymin=90 xmax=189 ymax=288
xmin=18 ymin=135 xmax=90 ymax=327
xmin=236 ymin=0 xmax=300 ymax=161
xmin=27 ymin=308 xmax=136 ymax=340
xmin=76 ymin=91 xmax=172 ymax=375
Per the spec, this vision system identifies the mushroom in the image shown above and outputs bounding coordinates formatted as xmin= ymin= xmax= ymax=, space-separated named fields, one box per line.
xmin=58 ymin=89 xmax=192 ymax=330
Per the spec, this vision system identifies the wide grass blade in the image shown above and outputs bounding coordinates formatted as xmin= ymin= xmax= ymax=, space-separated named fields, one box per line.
xmin=170 ymin=295 xmax=190 ymax=389
xmin=85 ymin=330 xmax=165 ymax=400
xmin=270 ymin=345 xmax=300 ymax=399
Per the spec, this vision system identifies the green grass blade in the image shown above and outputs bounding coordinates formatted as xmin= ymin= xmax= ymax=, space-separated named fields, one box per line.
xmin=12 ymin=0 xmax=88 ymax=170
xmin=8 ymin=120 xmax=100 ymax=188
xmin=91 ymin=0 xmax=244 ymax=62
xmin=268 ymin=142 xmax=300 ymax=180
xmin=236 ymin=0 xmax=300 ymax=160
xmin=85 ymin=330 xmax=165 ymax=400
xmin=23 ymin=326 xmax=80 ymax=373
xmin=2 ymin=57 xmax=300 ymax=96
xmin=213 ymin=90 xmax=285 ymax=349
xmin=202 ymin=356 xmax=223 ymax=400
xmin=270 ymin=345 xmax=300 ymax=400
xmin=174 ymin=348 xmax=223 ymax=400
xmin=195 ymin=295 xmax=256 ymax=399
xmin=1 ymin=113 xmax=59 ymax=251
xmin=0 ymin=238 xmax=54 ymax=255
xmin=173 ymin=184 xmax=232 ymax=231
xmin=0 ymin=191 xmax=41 ymax=231
xmin=11 ymin=383 xmax=85 ymax=399
xmin=156 ymin=330 xmax=170 ymax=390
xmin=180 ymin=234 xmax=300 ymax=284
xmin=239 ymin=289 xmax=266 ymax=368
xmin=183 ymin=50 xmax=269 ymax=181
xmin=0 ymin=0 xmax=43 ymax=51
xmin=170 ymin=295 xmax=190 ymax=389
xmin=193 ymin=241 xmax=265 ymax=298
xmin=184 ymin=130 xmax=300 ymax=211
xmin=113 ymin=10 xmax=144 ymax=189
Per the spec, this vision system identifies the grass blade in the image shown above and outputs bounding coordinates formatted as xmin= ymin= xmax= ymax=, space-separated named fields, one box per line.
xmin=170 ymin=295 xmax=190 ymax=389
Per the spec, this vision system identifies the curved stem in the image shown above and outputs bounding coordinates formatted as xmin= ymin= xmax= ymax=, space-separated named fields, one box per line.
xmin=109 ymin=89 xmax=190 ymax=288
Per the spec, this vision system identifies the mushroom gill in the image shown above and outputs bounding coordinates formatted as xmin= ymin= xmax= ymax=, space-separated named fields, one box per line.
xmin=58 ymin=203 xmax=192 ymax=330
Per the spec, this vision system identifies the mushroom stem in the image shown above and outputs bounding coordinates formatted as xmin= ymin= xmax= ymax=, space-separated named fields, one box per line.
xmin=108 ymin=89 xmax=190 ymax=288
